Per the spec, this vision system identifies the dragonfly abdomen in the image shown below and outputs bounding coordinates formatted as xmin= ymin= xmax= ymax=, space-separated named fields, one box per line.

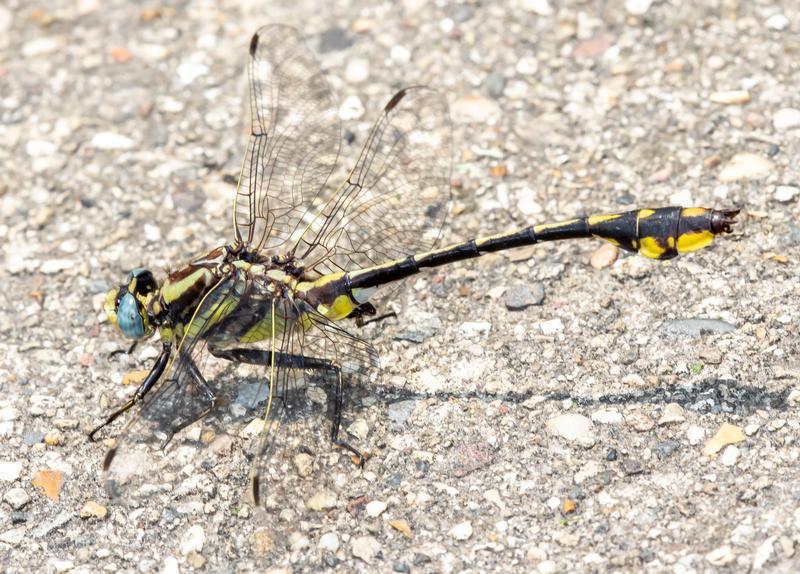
xmin=347 ymin=207 xmax=738 ymax=292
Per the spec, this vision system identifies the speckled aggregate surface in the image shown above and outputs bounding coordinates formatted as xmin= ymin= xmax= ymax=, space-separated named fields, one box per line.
xmin=1 ymin=0 xmax=799 ymax=572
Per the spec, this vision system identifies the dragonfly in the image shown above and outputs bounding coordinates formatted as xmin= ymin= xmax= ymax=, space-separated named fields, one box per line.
xmin=91 ymin=24 xmax=739 ymax=504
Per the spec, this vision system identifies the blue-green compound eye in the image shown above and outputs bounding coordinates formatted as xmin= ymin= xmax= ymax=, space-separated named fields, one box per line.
xmin=117 ymin=292 xmax=145 ymax=339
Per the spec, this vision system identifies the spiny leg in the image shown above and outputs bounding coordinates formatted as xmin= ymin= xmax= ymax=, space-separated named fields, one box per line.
xmin=349 ymin=302 xmax=397 ymax=328
xmin=90 ymin=342 xmax=171 ymax=442
xmin=209 ymin=346 xmax=365 ymax=464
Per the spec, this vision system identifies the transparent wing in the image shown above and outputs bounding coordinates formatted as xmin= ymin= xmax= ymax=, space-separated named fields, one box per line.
xmin=233 ymin=24 xmax=340 ymax=252
xmin=295 ymin=86 xmax=453 ymax=275
xmin=248 ymin=302 xmax=381 ymax=510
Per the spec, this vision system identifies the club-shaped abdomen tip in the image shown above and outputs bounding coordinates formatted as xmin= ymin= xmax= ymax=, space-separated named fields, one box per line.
xmin=710 ymin=208 xmax=740 ymax=235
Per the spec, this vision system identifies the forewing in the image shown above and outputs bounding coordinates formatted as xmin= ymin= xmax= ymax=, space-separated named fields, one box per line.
xmin=295 ymin=86 xmax=452 ymax=275
xmin=234 ymin=24 xmax=341 ymax=252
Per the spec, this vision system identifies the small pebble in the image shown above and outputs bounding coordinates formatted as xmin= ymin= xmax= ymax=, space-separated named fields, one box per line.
xmin=766 ymin=13 xmax=789 ymax=31
xmin=703 ymin=423 xmax=745 ymax=456
xmin=294 ymin=453 xmax=313 ymax=477
xmin=709 ymin=90 xmax=750 ymax=105
xmin=624 ymin=0 xmax=652 ymax=15
xmin=590 ymin=243 xmax=618 ymax=269
xmin=505 ymin=282 xmax=545 ymax=310
xmin=521 ymin=0 xmax=553 ymax=16
xmin=179 ymin=524 xmax=206 ymax=555
xmin=773 ymin=108 xmax=800 ymax=131
xmin=658 ymin=403 xmax=686 ymax=425
xmin=449 ymin=521 xmax=473 ymax=541
xmin=44 ymin=430 xmax=64 ymax=446
xmin=452 ymin=94 xmax=501 ymax=124
xmin=366 ymin=500 xmax=387 ymax=518
xmin=340 ymin=95 xmax=365 ymax=120
xmin=774 ymin=185 xmax=799 ymax=203
xmin=707 ymin=545 xmax=736 ymax=566
xmin=80 ymin=500 xmax=108 ymax=519
xmin=718 ymin=153 xmax=773 ymax=182
xmin=344 ymin=58 xmax=369 ymax=83
xmin=307 ymin=489 xmax=338 ymax=511
xmin=319 ymin=532 xmax=340 ymax=552
xmin=31 ymin=469 xmax=64 ymax=501
xmin=546 ymin=413 xmax=595 ymax=446
xmin=389 ymin=519 xmax=412 ymax=538
xmin=720 ymin=445 xmax=739 ymax=466
xmin=90 ymin=132 xmax=134 ymax=150
xmin=251 ymin=528 xmax=275 ymax=555
xmin=626 ymin=412 xmax=655 ymax=432
xmin=591 ymin=410 xmax=622 ymax=424
xmin=4 ymin=488 xmax=30 ymax=510
xmin=351 ymin=535 xmax=381 ymax=563
xmin=687 ymin=425 xmax=706 ymax=445
xmin=0 ymin=461 xmax=23 ymax=482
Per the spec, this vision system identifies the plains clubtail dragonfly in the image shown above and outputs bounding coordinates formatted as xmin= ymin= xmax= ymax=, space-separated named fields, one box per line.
xmin=92 ymin=25 xmax=739 ymax=504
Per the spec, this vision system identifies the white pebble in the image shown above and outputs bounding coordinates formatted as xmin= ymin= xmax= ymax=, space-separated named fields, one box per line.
xmin=625 ymin=0 xmax=653 ymax=15
xmin=0 ymin=460 xmax=22 ymax=482
xmin=687 ymin=425 xmax=705 ymax=445
xmin=365 ymin=500 xmax=387 ymax=517
xmin=177 ymin=61 xmax=209 ymax=84
xmin=390 ymin=45 xmax=411 ymax=63
xmin=318 ymin=532 xmax=340 ymax=552
xmin=718 ymin=153 xmax=773 ymax=182
xmin=766 ymin=14 xmax=789 ymax=31
xmin=26 ymin=139 xmax=57 ymax=157
xmin=591 ymin=410 xmax=622 ymax=424
xmin=538 ymin=318 xmax=563 ymax=336
xmin=774 ymin=185 xmax=799 ymax=203
xmin=449 ymin=521 xmax=473 ymax=541
xmin=339 ymin=95 xmax=365 ymax=120
xmin=351 ymin=535 xmax=381 ymax=563
xmin=720 ymin=445 xmax=739 ymax=466
xmin=546 ymin=413 xmax=594 ymax=445
xmin=345 ymin=58 xmax=370 ymax=83
xmin=179 ymin=524 xmax=206 ymax=555
xmin=307 ymin=489 xmax=338 ymax=511
xmin=773 ymin=108 xmax=800 ymax=131
xmin=521 ymin=0 xmax=553 ymax=16
xmin=91 ymin=132 xmax=134 ymax=150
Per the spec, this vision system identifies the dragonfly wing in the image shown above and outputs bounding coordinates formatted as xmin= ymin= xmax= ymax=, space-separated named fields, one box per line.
xmin=295 ymin=86 xmax=453 ymax=274
xmin=233 ymin=24 xmax=341 ymax=252
xmin=248 ymin=302 xmax=381 ymax=510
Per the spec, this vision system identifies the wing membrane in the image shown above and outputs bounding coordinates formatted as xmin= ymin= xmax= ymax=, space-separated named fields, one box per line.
xmin=296 ymin=86 xmax=453 ymax=275
xmin=233 ymin=24 xmax=340 ymax=252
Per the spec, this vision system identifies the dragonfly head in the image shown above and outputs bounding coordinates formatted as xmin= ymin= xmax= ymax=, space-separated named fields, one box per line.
xmin=105 ymin=268 xmax=159 ymax=340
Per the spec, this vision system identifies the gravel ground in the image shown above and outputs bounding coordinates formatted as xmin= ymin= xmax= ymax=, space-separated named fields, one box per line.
xmin=1 ymin=0 xmax=799 ymax=572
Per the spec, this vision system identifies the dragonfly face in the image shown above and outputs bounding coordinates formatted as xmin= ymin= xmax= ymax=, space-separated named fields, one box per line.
xmin=105 ymin=268 xmax=159 ymax=340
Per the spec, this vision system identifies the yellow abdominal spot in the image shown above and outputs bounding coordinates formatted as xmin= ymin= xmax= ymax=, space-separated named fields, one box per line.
xmin=602 ymin=236 xmax=621 ymax=246
xmin=639 ymin=236 xmax=666 ymax=259
xmin=317 ymin=294 xmax=357 ymax=321
xmin=681 ymin=207 xmax=707 ymax=218
xmin=587 ymin=213 xmax=621 ymax=226
xmin=638 ymin=209 xmax=655 ymax=219
xmin=677 ymin=230 xmax=714 ymax=253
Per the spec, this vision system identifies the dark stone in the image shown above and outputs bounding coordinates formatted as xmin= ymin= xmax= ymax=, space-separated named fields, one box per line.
xmin=606 ymin=448 xmax=618 ymax=461
xmin=318 ymin=27 xmax=352 ymax=53
xmin=622 ymin=458 xmax=644 ymax=476
xmin=485 ymin=71 xmax=506 ymax=99
xmin=505 ymin=281 xmax=545 ymax=311
xmin=654 ymin=440 xmax=680 ymax=460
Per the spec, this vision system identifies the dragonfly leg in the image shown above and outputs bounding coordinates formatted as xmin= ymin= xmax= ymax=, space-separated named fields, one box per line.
xmin=89 ymin=342 xmax=171 ymax=441
xmin=349 ymin=302 xmax=396 ymax=328
xmin=208 ymin=346 xmax=365 ymax=464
